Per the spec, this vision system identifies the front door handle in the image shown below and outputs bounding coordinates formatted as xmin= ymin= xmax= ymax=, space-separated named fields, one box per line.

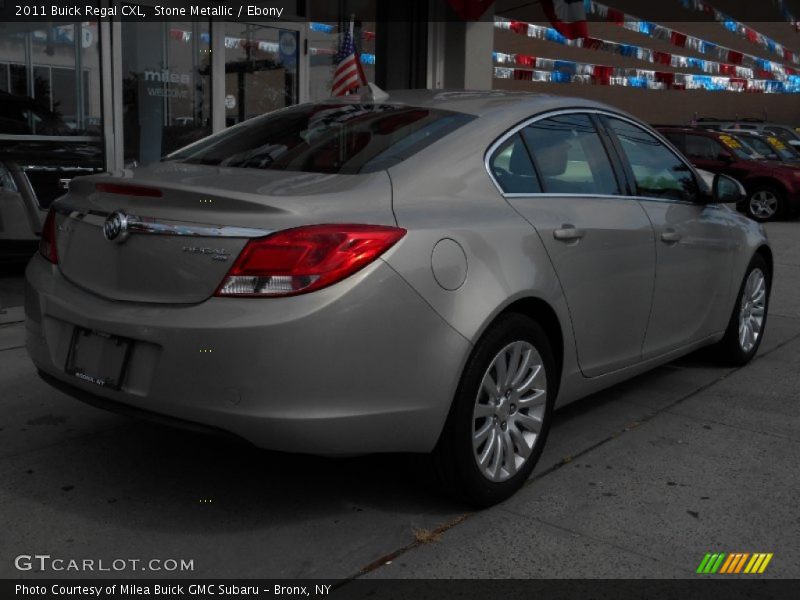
xmin=553 ymin=225 xmax=585 ymax=242
xmin=661 ymin=229 xmax=682 ymax=244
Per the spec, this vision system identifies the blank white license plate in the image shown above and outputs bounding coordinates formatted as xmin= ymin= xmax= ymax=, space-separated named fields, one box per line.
xmin=65 ymin=328 xmax=132 ymax=390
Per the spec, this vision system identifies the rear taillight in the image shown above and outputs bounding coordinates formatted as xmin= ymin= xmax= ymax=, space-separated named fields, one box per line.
xmin=39 ymin=209 xmax=58 ymax=264
xmin=216 ymin=224 xmax=406 ymax=297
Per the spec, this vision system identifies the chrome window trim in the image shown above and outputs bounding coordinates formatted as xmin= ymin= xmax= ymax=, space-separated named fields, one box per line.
xmin=52 ymin=204 xmax=271 ymax=238
xmin=484 ymin=108 xmax=702 ymax=201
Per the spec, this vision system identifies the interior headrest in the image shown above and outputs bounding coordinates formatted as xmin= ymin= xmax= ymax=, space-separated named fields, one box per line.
xmin=536 ymin=141 xmax=568 ymax=177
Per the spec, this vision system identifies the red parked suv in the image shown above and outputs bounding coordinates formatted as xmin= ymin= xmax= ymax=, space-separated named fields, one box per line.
xmin=658 ymin=126 xmax=800 ymax=222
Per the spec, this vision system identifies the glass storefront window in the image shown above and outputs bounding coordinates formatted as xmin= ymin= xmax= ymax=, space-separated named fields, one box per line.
xmin=224 ymin=23 xmax=299 ymax=126
xmin=121 ymin=17 xmax=212 ymax=165
xmin=0 ymin=22 xmax=100 ymax=136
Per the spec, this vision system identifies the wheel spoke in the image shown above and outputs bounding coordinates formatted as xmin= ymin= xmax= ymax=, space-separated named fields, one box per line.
xmin=474 ymin=402 xmax=494 ymax=419
xmin=510 ymin=350 xmax=533 ymax=390
xmin=473 ymin=419 xmax=493 ymax=447
xmin=479 ymin=428 xmax=497 ymax=467
xmin=489 ymin=433 xmax=503 ymax=476
xmin=482 ymin=373 xmax=500 ymax=401
xmin=494 ymin=353 xmax=508 ymax=392
xmin=515 ymin=364 xmax=542 ymax=395
xmin=514 ymin=411 xmax=543 ymax=434
xmin=517 ymin=388 xmax=545 ymax=408
xmin=509 ymin=425 xmax=533 ymax=458
xmin=502 ymin=432 xmax=516 ymax=476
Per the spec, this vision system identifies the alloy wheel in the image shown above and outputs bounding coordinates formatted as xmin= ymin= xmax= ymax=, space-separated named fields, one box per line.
xmin=739 ymin=268 xmax=767 ymax=353
xmin=749 ymin=191 xmax=779 ymax=220
xmin=472 ymin=341 xmax=547 ymax=482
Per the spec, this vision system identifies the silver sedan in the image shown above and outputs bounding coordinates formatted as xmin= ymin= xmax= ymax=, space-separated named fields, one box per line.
xmin=25 ymin=91 xmax=771 ymax=506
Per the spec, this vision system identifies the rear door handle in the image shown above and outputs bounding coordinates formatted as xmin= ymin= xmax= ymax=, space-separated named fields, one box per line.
xmin=661 ymin=229 xmax=682 ymax=244
xmin=553 ymin=225 xmax=585 ymax=242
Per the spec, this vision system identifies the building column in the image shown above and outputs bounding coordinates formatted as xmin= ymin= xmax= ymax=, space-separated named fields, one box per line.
xmin=441 ymin=6 xmax=495 ymax=90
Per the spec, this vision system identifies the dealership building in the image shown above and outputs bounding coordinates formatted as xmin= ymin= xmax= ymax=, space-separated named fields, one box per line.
xmin=1 ymin=0 xmax=799 ymax=175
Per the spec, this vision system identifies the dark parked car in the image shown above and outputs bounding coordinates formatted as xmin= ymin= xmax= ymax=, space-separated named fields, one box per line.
xmin=658 ymin=126 xmax=800 ymax=222
xmin=724 ymin=130 xmax=800 ymax=165
xmin=695 ymin=118 xmax=800 ymax=150
xmin=0 ymin=92 xmax=103 ymax=264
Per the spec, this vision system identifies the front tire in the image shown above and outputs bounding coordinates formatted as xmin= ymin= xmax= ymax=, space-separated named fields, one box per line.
xmin=432 ymin=314 xmax=556 ymax=507
xmin=712 ymin=254 xmax=770 ymax=366
xmin=746 ymin=186 xmax=783 ymax=222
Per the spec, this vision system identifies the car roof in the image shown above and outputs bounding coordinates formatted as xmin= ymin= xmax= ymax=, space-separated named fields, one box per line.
xmin=656 ymin=126 xmax=716 ymax=134
xmin=356 ymin=89 xmax=628 ymax=120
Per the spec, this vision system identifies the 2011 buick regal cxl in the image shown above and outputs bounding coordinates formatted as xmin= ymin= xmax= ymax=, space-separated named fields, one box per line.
xmin=25 ymin=91 xmax=772 ymax=506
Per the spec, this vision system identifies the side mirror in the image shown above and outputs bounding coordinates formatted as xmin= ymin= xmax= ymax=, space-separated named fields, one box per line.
xmin=712 ymin=173 xmax=745 ymax=204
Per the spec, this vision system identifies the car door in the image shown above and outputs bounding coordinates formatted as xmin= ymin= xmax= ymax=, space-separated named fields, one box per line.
xmin=490 ymin=112 xmax=655 ymax=377
xmin=601 ymin=117 xmax=734 ymax=357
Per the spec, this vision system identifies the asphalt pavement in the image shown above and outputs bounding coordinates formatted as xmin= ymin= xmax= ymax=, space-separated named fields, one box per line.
xmin=0 ymin=222 xmax=798 ymax=580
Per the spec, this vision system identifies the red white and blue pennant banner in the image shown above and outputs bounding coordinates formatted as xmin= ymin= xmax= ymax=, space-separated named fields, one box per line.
xmin=493 ymin=62 xmax=800 ymax=94
xmin=681 ymin=0 xmax=799 ymax=65
xmin=586 ymin=1 xmax=799 ymax=75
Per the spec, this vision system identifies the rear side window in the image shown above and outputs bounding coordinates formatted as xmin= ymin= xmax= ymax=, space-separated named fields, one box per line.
xmin=166 ymin=103 xmax=475 ymax=174
xmin=521 ymin=114 xmax=620 ymax=195
xmin=685 ymin=134 xmax=723 ymax=160
xmin=606 ymin=118 xmax=698 ymax=202
xmin=488 ymin=133 xmax=541 ymax=194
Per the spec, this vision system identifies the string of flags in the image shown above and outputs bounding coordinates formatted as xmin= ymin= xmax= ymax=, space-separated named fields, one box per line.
xmin=585 ymin=1 xmax=798 ymax=78
xmin=495 ymin=18 xmax=761 ymax=79
xmin=679 ymin=0 xmax=798 ymax=66
xmin=495 ymin=16 xmax=800 ymax=90
xmin=493 ymin=60 xmax=800 ymax=93
xmin=309 ymin=22 xmax=377 ymax=42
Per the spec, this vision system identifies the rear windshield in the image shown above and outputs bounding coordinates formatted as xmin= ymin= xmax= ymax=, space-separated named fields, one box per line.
xmin=166 ymin=103 xmax=475 ymax=174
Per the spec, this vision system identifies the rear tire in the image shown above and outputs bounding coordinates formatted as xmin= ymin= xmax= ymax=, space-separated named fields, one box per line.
xmin=711 ymin=254 xmax=770 ymax=366
xmin=746 ymin=186 xmax=784 ymax=222
xmin=432 ymin=314 xmax=556 ymax=507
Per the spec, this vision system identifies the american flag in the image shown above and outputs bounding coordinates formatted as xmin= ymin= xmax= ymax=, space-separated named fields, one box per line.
xmin=332 ymin=20 xmax=367 ymax=97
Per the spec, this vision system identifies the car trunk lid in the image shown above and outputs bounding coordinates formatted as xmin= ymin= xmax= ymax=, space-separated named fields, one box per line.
xmin=53 ymin=162 xmax=395 ymax=304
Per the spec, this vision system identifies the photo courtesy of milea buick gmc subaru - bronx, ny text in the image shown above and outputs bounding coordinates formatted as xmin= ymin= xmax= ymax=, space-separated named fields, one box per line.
xmin=26 ymin=91 xmax=772 ymax=506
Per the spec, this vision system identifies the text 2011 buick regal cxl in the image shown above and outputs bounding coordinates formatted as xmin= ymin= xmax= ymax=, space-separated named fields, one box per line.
xmin=25 ymin=91 xmax=772 ymax=505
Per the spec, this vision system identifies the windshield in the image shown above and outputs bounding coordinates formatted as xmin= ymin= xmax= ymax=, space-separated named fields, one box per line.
xmin=763 ymin=135 xmax=800 ymax=160
xmin=717 ymin=133 xmax=756 ymax=160
xmin=166 ymin=103 xmax=475 ymax=174
xmin=765 ymin=126 xmax=800 ymax=143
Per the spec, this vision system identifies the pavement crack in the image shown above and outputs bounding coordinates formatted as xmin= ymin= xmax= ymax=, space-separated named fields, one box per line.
xmin=337 ymin=514 xmax=470 ymax=585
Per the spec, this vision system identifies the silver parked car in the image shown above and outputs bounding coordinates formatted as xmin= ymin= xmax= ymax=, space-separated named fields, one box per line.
xmin=26 ymin=91 xmax=772 ymax=506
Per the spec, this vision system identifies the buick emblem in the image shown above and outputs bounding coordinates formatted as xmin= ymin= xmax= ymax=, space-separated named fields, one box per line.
xmin=103 ymin=211 xmax=129 ymax=243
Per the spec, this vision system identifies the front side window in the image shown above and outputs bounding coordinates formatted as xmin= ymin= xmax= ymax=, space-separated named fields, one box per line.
xmin=168 ymin=103 xmax=474 ymax=174
xmin=488 ymin=133 xmax=541 ymax=194
xmin=685 ymin=134 xmax=725 ymax=160
xmin=521 ymin=114 xmax=620 ymax=195
xmin=606 ymin=118 xmax=698 ymax=202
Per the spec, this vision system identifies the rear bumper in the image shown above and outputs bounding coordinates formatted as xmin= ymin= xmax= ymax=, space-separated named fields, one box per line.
xmin=25 ymin=256 xmax=471 ymax=454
